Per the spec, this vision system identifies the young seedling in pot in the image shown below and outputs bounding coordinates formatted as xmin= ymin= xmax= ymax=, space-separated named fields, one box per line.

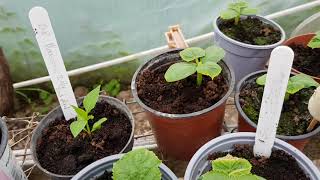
xmin=164 ymin=46 xmax=225 ymax=86
xmin=70 ymin=85 xmax=108 ymax=138
xmin=220 ymin=1 xmax=258 ymax=25
xmin=201 ymin=154 xmax=265 ymax=180
xmin=256 ymin=73 xmax=319 ymax=100
xmin=307 ymin=31 xmax=320 ymax=49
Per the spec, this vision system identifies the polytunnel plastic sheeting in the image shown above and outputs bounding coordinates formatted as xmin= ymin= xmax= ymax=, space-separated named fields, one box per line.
xmin=0 ymin=0 xmax=318 ymax=84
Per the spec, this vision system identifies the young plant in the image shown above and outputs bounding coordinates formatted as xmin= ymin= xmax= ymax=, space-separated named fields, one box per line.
xmin=164 ymin=46 xmax=225 ymax=86
xmin=256 ymin=73 xmax=320 ymax=99
xmin=103 ymin=79 xmax=121 ymax=97
xmin=307 ymin=31 xmax=320 ymax=49
xmin=201 ymin=154 xmax=265 ymax=180
xmin=70 ymin=85 xmax=107 ymax=138
xmin=112 ymin=148 xmax=162 ymax=180
xmin=220 ymin=1 xmax=258 ymax=25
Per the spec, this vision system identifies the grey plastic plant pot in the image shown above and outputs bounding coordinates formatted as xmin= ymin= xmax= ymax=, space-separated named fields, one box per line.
xmin=214 ymin=15 xmax=286 ymax=84
xmin=184 ymin=132 xmax=320 ymax=180
xmin=71 ymin=153 xmax=178 ymax=180
xmin=0 ymin=118 xmax=27 ymax=180
xmin=131 ymin=49 xmax=235 ymax=160
xmin=31 ymin=96 xmax=135 ymax=180
xmin=235 ymin=70 xmax=320 ymax=150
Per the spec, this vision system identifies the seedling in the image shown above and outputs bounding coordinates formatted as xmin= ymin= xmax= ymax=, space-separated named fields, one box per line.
xmin=164 ymin=46 xmax=225 ymax=86
xmin=220 ymin=1 xmax=258 ymax=25
xmin=201 ymin=154 xmax=265 ymax=180
xmin=112 ymin=148 xmax=162 ymax=180
xmin=307 ymin=31 xmax=320 ymax=49
xmin=256 ymin=73 xmax=319 ymax=99
xmin=70 ymin=85 xmax=107 ymax=138
xmin=103 ymin=79 xmax=121 ymax=97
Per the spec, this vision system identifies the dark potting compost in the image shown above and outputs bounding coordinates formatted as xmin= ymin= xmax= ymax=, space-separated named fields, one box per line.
xmin=136 ymin=60 xmax=228 ymax=114
xmin=95 ymin=171 xmax=112 ymax=180
xmin=290 ymin=43 xmax=320 ymax=77
xmin=36 ymin=101 xmax=132 ymax=175
xmin=218 ymin=17 xmax=281 ymax=45
xmin=208 ymin=144 xmax=309 ymax=180
xmin=239 ymin=77 xmax=315 ymax=136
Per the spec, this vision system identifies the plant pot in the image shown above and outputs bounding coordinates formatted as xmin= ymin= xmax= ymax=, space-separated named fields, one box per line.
xmin=235 ymin=70 xmax=320 ymax=150
xmin=0 ymin=118 xmax=27 ymax=180
xmin=31 ymin=96 xmax=135 ymax=180
xmin=131 ymin=49 xmax=235 ymax=160
xmin=71 ymin=153 xmax=178 ymax=180
xmin=283 ymin=33 xmax=320 ymax=82
xmin=184 ymin=132 xmax=320 ymax=180
xmin=214 ymin=15 xmax=286 ymax=84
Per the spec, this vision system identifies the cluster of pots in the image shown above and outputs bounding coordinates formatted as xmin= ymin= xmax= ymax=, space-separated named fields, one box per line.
xmin=1 ymin=14 xmax=320 ymax=180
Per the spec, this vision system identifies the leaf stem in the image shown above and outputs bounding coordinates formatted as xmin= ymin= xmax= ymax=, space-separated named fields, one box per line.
xmin=235 ymin=15 xmax=240 ymax=25
xmin=86 ymin=123 xmax=91 ymax=136
xmin=197 ymin=73 xmax=202 ymax=86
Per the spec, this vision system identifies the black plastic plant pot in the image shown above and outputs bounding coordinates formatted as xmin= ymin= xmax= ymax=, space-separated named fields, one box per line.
xmin=184 ymin=132 xmax=320 ymax=180
xmin=0 ymin=118 xmax=27 ymax=180
xmin=31 ymin=96 xmax=135 ymax=180
xmin=71 ymin=153 xmax=178 ymax=180
xmin=235 ymin=70 xmax=320 ymax=150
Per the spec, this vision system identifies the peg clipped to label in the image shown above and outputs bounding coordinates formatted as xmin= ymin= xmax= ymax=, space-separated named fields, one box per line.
xmin=29 ymin=7 xmax=77 ymax=120
xmin=254 ymin=46 xmax=294 ymax=158
xmin=165 ymin=25 xmax=188 ymax=49
xmin=307 ymin=86 xmax=320 ymax=132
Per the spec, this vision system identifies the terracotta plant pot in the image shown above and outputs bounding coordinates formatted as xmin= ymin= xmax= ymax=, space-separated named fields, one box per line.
xmin=283 ymin=33 xmax=320 ymax=82
xmin=131 ymin=49 xmax=235 ymax=160
xmin=214 ymin=15 xmax=286 ymax=84
xmin=31 ymin=96 xmax=135 ymax=179
xmin=184 ymin=132 xmax=320 ymax=180
xmin=235 ymin=70 xmax=320 ymax=150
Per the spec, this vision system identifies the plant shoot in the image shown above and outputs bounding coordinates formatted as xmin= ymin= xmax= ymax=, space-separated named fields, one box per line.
xmin=220 ymin=1 xmax=258 ymax=25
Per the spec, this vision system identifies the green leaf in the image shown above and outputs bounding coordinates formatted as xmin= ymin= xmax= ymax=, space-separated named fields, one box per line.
xmin=256 ymin=74 xmax=267 ymax=86
xmin=39 ymin=91 xmax=49 ymax=100
xmin=72 ymin=106 xmax=88 ymax=122
xmin=112 ymin=148 xmax=162 ymax=180
xmin=164 ymin=62 xmax=197 ymax=82
xmin=103 ymin=79 xmax=121 ymax=97
xmin=83 ymin=85 xmax=100 ymax=113
xmin=201 ymin=171 xmax=229 ymax=180
xmin=286 ymin=81 xmax=305 ymax=95
xmin=92 ymin=117 xmax=107 ymax=132
xmin=179 ymin=47 xmax=205 ymax=62
xmin=241 ymin=8 xmax=258 ymax=15
xmin=212 ymin=154 xmax=252 ymax=176
xmin=308 ymin=32 xmax=320 ymax=49
xmin=290 ymin=73 xmax=320 ymax=88
xmin=70 ymin=120 xmax=86 ymax=138
xmin=229 ymin=1 xmax=248 ymax=13
xmin=196 ymin=62 xmax=222 ymax=80
xmin=201 ymin=46 xmax=225 ymax=64
xmin=220 ymin=9 xmax=238 ymax=20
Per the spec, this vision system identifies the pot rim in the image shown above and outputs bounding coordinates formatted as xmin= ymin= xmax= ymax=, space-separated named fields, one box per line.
xmin=284 ymin=33 xmax=320 ymax=80
xmin=235 ymin=70 xmax=320 ymax=140
xmin=31 ymin=95 xmax=135 ymax=178
xmin=0 ymin=118 xmax=8 ymax=158
xmin=131 ymin=48 xmax=235 ymax=119
xmin=214 ymin=15 xmax=286 ymax=49
xmin=71 ymin=153 xmax=178 ymax=180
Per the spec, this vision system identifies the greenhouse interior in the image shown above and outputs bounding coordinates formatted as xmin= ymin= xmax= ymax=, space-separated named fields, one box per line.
xmin=1 ymin=0 xmax=320 ymax=180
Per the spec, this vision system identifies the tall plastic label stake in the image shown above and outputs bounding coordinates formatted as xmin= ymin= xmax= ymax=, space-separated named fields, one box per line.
xmin=29 ymin=7 xmax=77 ymax=120
xmin=254 ymin=46 xmax=294 ymax=158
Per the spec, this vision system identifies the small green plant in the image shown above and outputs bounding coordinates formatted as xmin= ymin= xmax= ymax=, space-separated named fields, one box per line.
xmin=164 ymin=46 xmax=225 ymax=86
xmin=220 ymin=1 xmax=258 ymax=25
xmin=307 ymin=31 xmax=320 ymax=49
xmin=201 ymin=154 xmax=265 ymax=180
xmin=103 ymin=79 xmax=121 ymax=97
xmin=112 ymin=148 xmax=162 ymax=180
xmin=70 ymin=85 xmax=107 ymax=138
xmin=256 ymin=73 xmax=319 ymax=99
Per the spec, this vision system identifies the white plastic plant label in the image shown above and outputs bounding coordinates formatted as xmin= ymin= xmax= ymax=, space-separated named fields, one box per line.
xmin=253 ymin=46 xmax=294 ymax=158
xmin=29 ymin=7 xmax=77 ymax=120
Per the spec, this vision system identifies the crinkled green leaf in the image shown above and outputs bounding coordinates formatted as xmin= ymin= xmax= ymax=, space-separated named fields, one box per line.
xmin=92 ymin=117 xmax=107 ymax=132
xmin=241 ymin=8 xmax=258 ymax=15
xmin=212 ymin=155 xmax=252 ymax=176
xmin=70 ymin=120 xmax=86 ymax=138
xmin=164 ymin=62 xmax=197 ymax=82
xmin=220 ymin=9 xmax=238 ymax=20
xmin=83 ymin=85 xmax=100 ymax=113
xmin=290 ymin=73 xmax=320 ymax=88
xmin=179 ymin=47 xmax=205 ymax=62
xmin=196 ymin=62 xmax=222 ymax=80
xmin=256 ymin=74 xmax=267 ymax=86
xmin=201 ymin=171 xmax=230 ymax=180
xmin=308 ymin=32 xmax=320 ymax=49
xmin=112 ymin=148 xmax=162 ymax=180
xmin=286 ymin=81 xmax=305 ymax=95
xmin=229 ymin=1 xmax=248 ymax=13
xmin=201 ymin=46 xmax=225 ymax=64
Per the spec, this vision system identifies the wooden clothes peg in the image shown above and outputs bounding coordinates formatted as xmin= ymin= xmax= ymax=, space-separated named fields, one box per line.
xmin=165 ymin=25 xmax=188 ymax=49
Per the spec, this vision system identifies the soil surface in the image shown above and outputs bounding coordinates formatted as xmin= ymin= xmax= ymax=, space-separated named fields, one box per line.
xmin=218 ymin=17 xmax=281 ymax=45
xmin=96 ymin=171 xmax=112 ymax=180
xmin=136 ymin=60 xmax=228 ymax=114
xmin=239 ymin=76 xmax=315 ymax=136
xmin=36 ymin=100 xmax=132 ymax=175
xmin=290 ymin=44 xmax=320 ymax=77
xmin=208 ymin=144 xmax=309 ymax=180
